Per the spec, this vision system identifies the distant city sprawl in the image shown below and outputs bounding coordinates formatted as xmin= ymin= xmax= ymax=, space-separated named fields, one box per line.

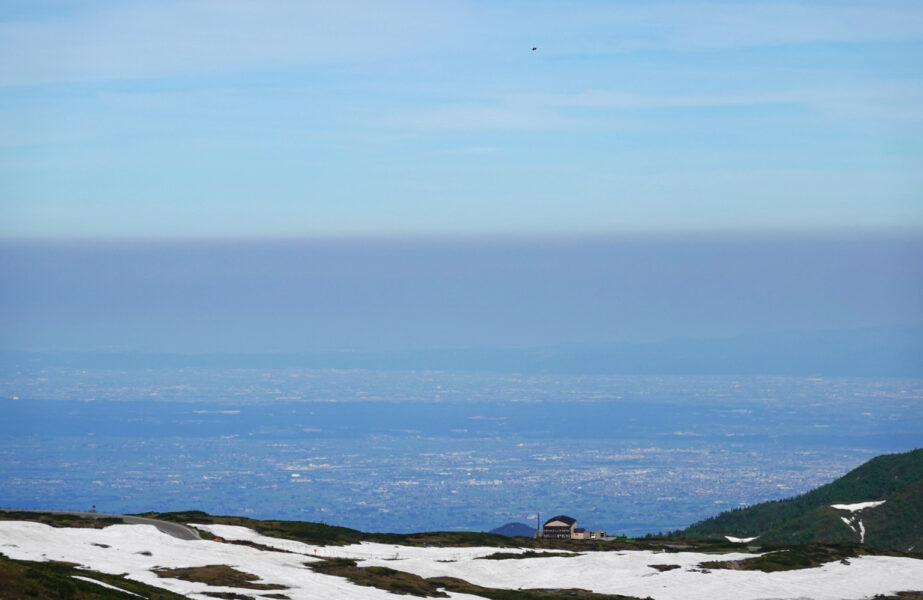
xmin=1 ymin=369 xmax=918 ymax=535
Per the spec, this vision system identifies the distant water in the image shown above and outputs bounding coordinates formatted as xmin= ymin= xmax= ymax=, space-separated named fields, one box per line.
xmin=1 ymin=370 xmax=920 ymax=535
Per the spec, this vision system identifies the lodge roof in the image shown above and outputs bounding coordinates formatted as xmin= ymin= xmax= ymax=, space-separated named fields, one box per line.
xmin=544 ymin=515 xmax=576 ymax=526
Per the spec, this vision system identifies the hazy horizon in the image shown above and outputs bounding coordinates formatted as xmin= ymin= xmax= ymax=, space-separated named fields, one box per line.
xmin=1 ymin=235 xmax=921 ymax=376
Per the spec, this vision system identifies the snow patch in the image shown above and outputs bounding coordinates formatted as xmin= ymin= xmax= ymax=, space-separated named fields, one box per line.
xmin=190 ymin=523 xmax=520 ymax=561
xmin=72 ymin=576 xmax=144 ymax=597
xmin=725 ymin=536 xmax=759 ymax=543
xmin=831 ymin=501 xmax=884 ymax=543
xmin=840 ymin=516 xmax=857 ymax=534
xmin=830 ymin=500 xmax=886 ymax=512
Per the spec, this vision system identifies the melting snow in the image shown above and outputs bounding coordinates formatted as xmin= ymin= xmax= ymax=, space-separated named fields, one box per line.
xmin=830 ymin=500 xmax=886 ymax=512
xmin=831 ymin=501 xmax=885 ymax=543
xmin=71 ymin=575 xmax=144 ymax=597
xmin=191 ymin=523 xmax=521 ymax=562
xmin=357 ymin=548 xmax=923 ymax=600
xmin=1 ymin=520 xmax=922 ymax=600
xmin=724 ymin=536 xmax=759 ymax=543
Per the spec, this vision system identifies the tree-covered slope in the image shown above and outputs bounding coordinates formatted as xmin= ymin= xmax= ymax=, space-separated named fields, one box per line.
xmin=677 ymin=448 xmax=923 ymax=551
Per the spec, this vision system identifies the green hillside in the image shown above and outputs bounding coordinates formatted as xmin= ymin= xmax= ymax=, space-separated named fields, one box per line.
xmin=0 ymin=554 xmax=188 ymax=600
xmin=676 ymin=448 xmax=923 ymax=551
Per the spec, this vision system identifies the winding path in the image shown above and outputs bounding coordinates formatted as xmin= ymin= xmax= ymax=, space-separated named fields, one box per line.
xmin=0 ymin=509 xmax=202 ymax=541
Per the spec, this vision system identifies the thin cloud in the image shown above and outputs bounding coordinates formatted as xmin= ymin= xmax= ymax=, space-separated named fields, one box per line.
xmin=540 ymin=2 xmax=923 ymax=54
xmin=0 ymin=0 xmax=460 ymax=85
xmin=376 ymin=102 xmax=620 ymax=133
xmin=517 ymin=84 xmax=923 ymax=115
xmin=435 ymin=146 xmax=502 ymax=156
xmin=3 ymin=2 xmax=921 ymax=86
xmin=376 ymin=83 xmax=923 ymax=133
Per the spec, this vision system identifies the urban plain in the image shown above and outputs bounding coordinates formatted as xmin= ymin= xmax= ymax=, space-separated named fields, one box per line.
xmin=1 ymin=367 xmax=920 ymax=536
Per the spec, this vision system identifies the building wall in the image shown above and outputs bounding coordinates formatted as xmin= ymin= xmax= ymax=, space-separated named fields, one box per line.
xmin=585 ymin=529 xmax=607 ymax=540
xmin=542 ymin=526 xmax=574 ymax=539
xmin=542 ymin=523 xmax=606 ymax=540
xmin=543 ymin=516 xmax=596 ymax=540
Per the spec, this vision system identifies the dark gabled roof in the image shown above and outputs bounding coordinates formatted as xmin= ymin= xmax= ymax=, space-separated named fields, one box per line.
xmin=544 ymin=515 xmax=576 ymax=526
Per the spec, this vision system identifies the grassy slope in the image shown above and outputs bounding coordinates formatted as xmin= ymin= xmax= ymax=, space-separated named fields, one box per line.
xmin=677 ymin=448 xmax=923 ymax=550
xmin=0 ymin=511 xmax=122 ymax=529
xmin=0 ymin=554 xmax=188 ymax=600
xmin=699 ymin=542 xmax=914 ymax=572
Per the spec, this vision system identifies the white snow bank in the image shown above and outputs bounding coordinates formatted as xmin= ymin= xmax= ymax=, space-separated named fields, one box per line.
xmin=0 ymin=521 xmax=471 ymax=600
xmin=3 ymin=520 xmax=923 ymax=600
xmin=830 ymin=500 xmax=886 ymax=512
xmin=358 ymin=548 xmax=923 ymax=600
xmin=724 ymin=536 xmax=759 ymax=543
xmin=831 ymin=502 xmax=884 ymax=542
xmin=190 ymin=523 xmax=325 ymax=557
xmin=191 ymin=523 xmax=529 ymax=562
xmin=72 ymin=576 xmax=144 ymax=597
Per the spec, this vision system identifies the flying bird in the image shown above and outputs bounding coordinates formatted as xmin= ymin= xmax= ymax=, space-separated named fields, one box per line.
xmin=532 ymin=47 xmax=537 ymax=51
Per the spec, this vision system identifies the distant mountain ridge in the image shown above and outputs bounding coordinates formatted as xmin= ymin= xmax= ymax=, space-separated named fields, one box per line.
xmin=676 ymin=448 xmax=923 ymax=551
xmin=489 ymin=522 xmax=536 ymax=538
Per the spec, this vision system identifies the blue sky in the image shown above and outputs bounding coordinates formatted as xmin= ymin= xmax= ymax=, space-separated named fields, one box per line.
xmin=1 ymin=0 xmax=922 ymax=238
xmin=1 ymin=2 xmax=922 ymax=358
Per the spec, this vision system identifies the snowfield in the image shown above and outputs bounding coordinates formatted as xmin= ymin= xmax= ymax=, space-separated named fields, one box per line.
xmin=357 ymin=548 xmax=923 ymax=600
xmin=191 ymin=522 xmax=532 ymax=562
xmin=1 ymin=520 xmax=922 ymax=600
